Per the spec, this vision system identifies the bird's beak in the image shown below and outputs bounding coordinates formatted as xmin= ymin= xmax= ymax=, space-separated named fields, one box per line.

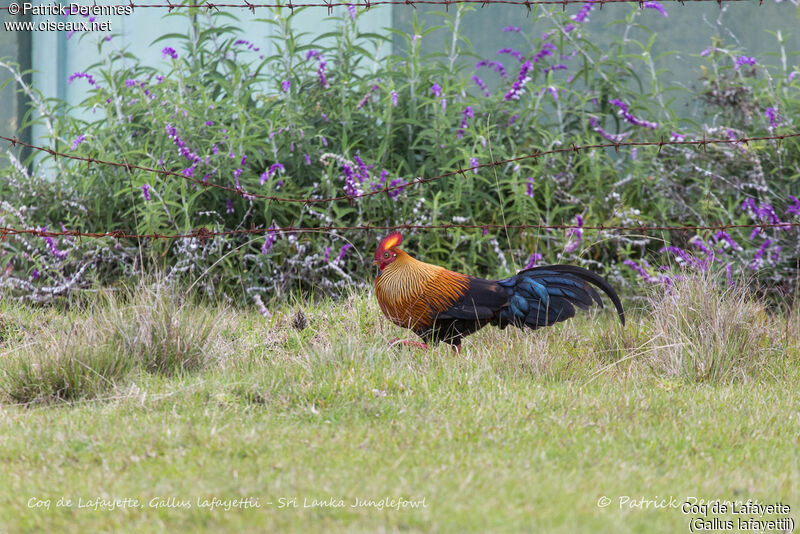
xmin=371 ymin=259 xmax=379 ymax=265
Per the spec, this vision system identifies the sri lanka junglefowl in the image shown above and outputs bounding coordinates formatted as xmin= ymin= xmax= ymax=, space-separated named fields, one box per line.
xmin=373 ymin=232 xmax=625 ymax=353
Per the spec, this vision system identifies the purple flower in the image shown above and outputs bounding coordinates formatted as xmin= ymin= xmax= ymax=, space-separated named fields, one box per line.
xmin=532 ymin=42 xmax=556 ymax=63
xmin=714 ymin=230 xmax=741 ymax=251
xmin=765 ymin=107 xmax=780 ymax=129
xmin=689 ymin=236 xmax=715 ymax=259
xmin=281 ymin=80 xmax=291 ymax=92
xmin=643 ymin=1 xmax=668 ymax=17
xmin=750 ymin=239 xmax=772 ymax=269
xmin=431 ymin=83 xmax=442 ymax=97
xmin=476 ymin=60 xmax=507 ymax=78
xmin=498 ymin=48 xmax=526 ymax=62
xmin=770 ymin=245 xmax=782 ymax=264
xmin=71 ymin=134 xmax=86 ymax=150
xmin=525 ymin=252 xmax=543 ymax=269
xmin=390 ymin=90 xmax=398 ymax=107
xmin=700 ymin=45 xmax=715 ymax=57
xmin=609 ymin=98 xmax=659 ymax=129
xmin=571 ymin=0 xmax=595 ymax=23
xmin=233 ymin=39 xmax=260 ymax=51
xmin=388 ymin=178 xmax=406 ymax=199
xmin=317 ymin=60 xmax=329 ymax=88
xmin=353 ymin=154 xmax=369 ymax=182
xmin=304 ymin=154 xmax=311 ymax=165
xmin=789 ymin=71 xmax=798 ymax=83
xmin=786 ymin=195 xmax=800 ymax=217
xmin=502 ymin=26 xmax=521 ymax=32
xmin=31 ymin=268 xmax=40 ymax=281
xmin=505 ymin=60 xmax=534 ymax=101
xmin=508 ymin=114 xmax=519 ymax=126
xmin=338 ymin=243 xmax=353 ymax=261
xmin=563 ymin=216 xmax=584 ymax=253
xmin=261 ymin=225 xmax=278 ymax=254
xmin=205 ymin=120 xmax=214 ymax=126
xmin=68 ymin=72 xmax=99 ymax=88
xmin=546 ymin=86 xmax=558 ymax=101
xmin=125 ymin=79 xmax=137 ymax=88
xmin=161 ymin=47 xmax=178 ymax=60
xmin=734 ymin=56 xmax=756 ymax=70
xmin=589 ymin=116 xmax=630 ymax=143
xmin=544 ymin=64 xmax=568 ymax=74
xmin=356 ymin=84 xmax=379 ymax=110
xmin=471 ymin=75 xmax=490 ymax=97
xmin=526 ymin=176 xmax=535 ymax=197
xmin=226 ymin=198 xmax=234 ymax=214
xmin=742 ymin=198 xmax=780 ymax=224
xmin=623 ymin=259 xmax=654 ymax=283
xmin=39 ymin=227 xmax=68 ymax=259
xmin=456 ymin=106 xmax=475 ymax=139
xmin=342 ymin=164 xmax=359 ymax=197
xmin=670 ymin=132 xmax=685 ymax=141
xmin=260 ymin=163 xmax=285 ymax=184
xmin=470 ymin=157 xmax=479 ymax=175
xmin=660 ymin=245 xmax=692 ymax=264
xmin=305 ymin=51 xmax=329 ymax=88
xmin=323 ymin=246 xmax=331 ymax=262
xmin=142 ymin=184 xmax=151 ymax=201
xmin=347 ymin=4 xmax=356 ymax=19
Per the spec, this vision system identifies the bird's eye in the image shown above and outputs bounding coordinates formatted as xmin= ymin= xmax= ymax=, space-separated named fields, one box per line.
xmin=383 ymin=252 xmax=389 ymax=258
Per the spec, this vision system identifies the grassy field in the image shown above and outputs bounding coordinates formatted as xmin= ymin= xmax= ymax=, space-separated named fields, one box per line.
xmin=1 ymin=276 xmax=798 ymax=533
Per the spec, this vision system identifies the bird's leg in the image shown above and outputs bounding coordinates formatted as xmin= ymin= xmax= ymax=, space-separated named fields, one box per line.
xmin=388 ymin=338 xmax=429 ymax=350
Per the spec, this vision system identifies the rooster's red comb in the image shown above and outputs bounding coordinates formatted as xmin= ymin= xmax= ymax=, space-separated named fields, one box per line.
xmin=376 ymin=232 xmax=403 ymax=253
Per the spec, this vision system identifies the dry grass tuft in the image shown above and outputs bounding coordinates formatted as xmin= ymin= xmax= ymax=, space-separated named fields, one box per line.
xmin=99 ymin=280 xmax=224 ymax=375
xmin=0 ymin=278 xmax=229 ymax=404
xmin=644 ymin=272 xmax=781 ymax=382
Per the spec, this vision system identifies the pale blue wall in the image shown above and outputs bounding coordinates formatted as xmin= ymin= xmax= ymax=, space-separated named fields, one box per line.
xmin=29 ymin=3 xmax=393 ymax=144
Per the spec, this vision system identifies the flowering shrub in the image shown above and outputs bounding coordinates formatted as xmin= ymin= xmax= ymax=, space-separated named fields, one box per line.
xmin=0 ymin=4 xmax=798 ymax=304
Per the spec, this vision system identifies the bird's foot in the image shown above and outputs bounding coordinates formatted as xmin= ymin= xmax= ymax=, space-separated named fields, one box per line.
xmin=388 ymin=338 xmax=429 ymax=350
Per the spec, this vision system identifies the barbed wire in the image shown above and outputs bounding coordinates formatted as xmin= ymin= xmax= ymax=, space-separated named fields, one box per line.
xmin=0 ymin=0 xmax=755 ymax=13
xmin=2 ymin=132 xmax=798 ymax=206
xmin=1 ymin=221 xmax=798 ymax=241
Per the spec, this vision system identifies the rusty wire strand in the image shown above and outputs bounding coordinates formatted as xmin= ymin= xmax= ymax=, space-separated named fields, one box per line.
xmin=1 ymin=222 xmax=798 ymax=241
xmin=2 ymin=132 xmax=798 ymax=206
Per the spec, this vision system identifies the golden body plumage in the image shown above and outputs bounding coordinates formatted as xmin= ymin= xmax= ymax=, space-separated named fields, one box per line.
xmin=374 ymin=250 xmax=470 ymax=330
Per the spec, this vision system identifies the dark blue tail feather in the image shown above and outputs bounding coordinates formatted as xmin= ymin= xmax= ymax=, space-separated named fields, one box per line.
xmin=494 ymin=265 xmax=625 ymax=330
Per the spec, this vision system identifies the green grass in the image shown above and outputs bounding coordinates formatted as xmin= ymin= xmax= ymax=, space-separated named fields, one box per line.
xmin=1 ymin=277 xmax=798 ymax=532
